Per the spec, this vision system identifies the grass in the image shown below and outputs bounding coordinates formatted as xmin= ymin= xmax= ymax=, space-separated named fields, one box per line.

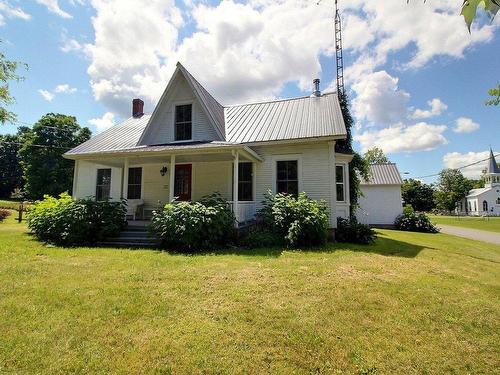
xmin=0 ymin=199 xmax=31 ymax=211
xmin=429 ymin=214 xmax=500 ymax=233
xmin=1 ymin=211 xmax=499 ymax=374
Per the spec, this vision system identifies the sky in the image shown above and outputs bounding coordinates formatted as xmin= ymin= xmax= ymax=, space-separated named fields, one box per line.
xmin=0 ymin=0 xmax=499 ymax=182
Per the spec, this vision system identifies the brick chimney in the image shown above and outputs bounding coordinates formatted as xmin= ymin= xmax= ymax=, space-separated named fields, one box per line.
xmin=132 ymin=98 xmax=144 ymax=117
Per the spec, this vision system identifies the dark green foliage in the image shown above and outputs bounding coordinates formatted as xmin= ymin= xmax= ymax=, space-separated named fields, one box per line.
xmin=402 ymin=179 xmax=436 ymax=212
xmin=19 ymin=113 xmax=91 ymax=200
xmin=0 ymin=127 xmax=29 ymax=197
xmin=27 ymin=192 xmax=126 ymax=246
xmin=149 ymin=192 xmax=235 ymax=252
xmin=336 ymin=217 xmax=376 ymax=244
xmin=258 ymin=192 xmax=329 ymax=247
xmin=434 ymin=169 xmax=474 ymax=212
xmin=0 ymin=45 xmax=27 ymax=124
xmin=394 ymin=212 xmax=439 ymax=233
xmin=0 ymin=209 xmax=11 ymax=222
xmin=335 ymin=92 xmax=370 ymax=216
xmin=240 ymin=228 xmax=284 ymax=248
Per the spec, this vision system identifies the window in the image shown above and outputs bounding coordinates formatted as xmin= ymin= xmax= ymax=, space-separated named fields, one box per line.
xmin=96 ymin=168 xmax=111 ymax=200
xmin=238 ymin=162 xmax=253 ymax=201
xmin=127 ymin=167 xmax=142 ymax=199
xmin=276 ymin=160 xmax=298 ymax=196
xmin=175 ymin=104 xmax=192 ymax=141
xmin=336 ymin=165 xmax=345 ymax=202
xmin=496 ymin=197 xmax=500 ymax=205
xmin=483 ymin=200 xmax=488 ymax=212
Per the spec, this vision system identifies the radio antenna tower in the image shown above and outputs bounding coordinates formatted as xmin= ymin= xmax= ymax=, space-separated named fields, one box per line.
xmin=334 ymin=0 xmax=345 ymax=95
xmin=317 ymin=0 xmax=345 ymax=95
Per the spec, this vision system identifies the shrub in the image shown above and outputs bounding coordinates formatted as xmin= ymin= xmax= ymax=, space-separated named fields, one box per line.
xmin=149 ymin=192 xmax=235 ymax=251
xmin=336 ymin=217 xmax=376 ymax=244
xmin=257 ymin=192 xmax=329 ymax=247
xmin=27 ymin=192 xmax=126 ymax=246
xmin=240 ymin=228 xmax=284 ymax=248
xmin=403 ymin=204 xmax=414 ymax=215
xmin=0 ymin=209 xmax=11 ymax=222
xmin=394 ymin=212 xmax=439 ymax=233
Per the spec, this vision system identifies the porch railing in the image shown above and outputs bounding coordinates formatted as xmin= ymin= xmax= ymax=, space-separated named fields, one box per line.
xmin=229 ymin=201 xmax=257 ymax=224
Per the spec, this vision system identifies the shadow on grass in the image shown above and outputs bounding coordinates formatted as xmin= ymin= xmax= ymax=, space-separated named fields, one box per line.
xmin=137 ymin=230 xmax=429 ymax=259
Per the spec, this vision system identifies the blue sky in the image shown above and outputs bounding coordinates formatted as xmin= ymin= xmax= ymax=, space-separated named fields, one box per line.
xmin=0 ymin=0 xmax=498 ymax=182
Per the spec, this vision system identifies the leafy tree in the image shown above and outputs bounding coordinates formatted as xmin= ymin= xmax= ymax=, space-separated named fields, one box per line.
xmin=364 ymin=147 xmax=390 ymax=164
xmin=461 ymin=0 xmax=499 ymax=32
xmin=19 ymin=114 xmax=91 ymax=200
xmin=335 ymin=92 xmax=370 ymax=216
xmin=486 ymin=83 xmax=500 ymax=106
xmin=0 ymin=45 xmax=27 ymax=124
xmin=401 ymin=179 xmax=436 ymax=212
xmin=434 ymin=169 xmax=474 ymax=212
xmin=0 ymin=126 xmax=30 ymax=197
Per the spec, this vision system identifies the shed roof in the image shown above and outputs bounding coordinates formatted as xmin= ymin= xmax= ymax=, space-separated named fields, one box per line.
xmin=360 ymin=163 xmax=403 ymax=185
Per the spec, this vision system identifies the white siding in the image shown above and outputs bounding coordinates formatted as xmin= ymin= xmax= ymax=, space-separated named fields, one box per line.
xmin=73 ymin=161 xmax=122 ymax=200
xmin=140 ymin=74 xmax=222 ymax=145
xmin=192 ymin=161 xmax=232 ymax=201
xmin=466 ymin=188 xmax=500 ymax=216
xmin=356 ymin=185 xmax=403 ymax=225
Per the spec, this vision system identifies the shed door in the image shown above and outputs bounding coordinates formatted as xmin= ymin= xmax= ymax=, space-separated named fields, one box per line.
xmin=174 ymin=164 xmax=192 ymax=201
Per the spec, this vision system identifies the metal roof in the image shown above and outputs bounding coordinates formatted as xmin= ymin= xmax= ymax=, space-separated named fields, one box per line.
xmin=466 ymin=187 xmax=491 ymax=198
xmin=360 ymin=163 xmax=403 ymax=185
xmin=178 ymin=63 xmax=226 ymax=138
xmin=65 ymin=115 xmax=150 ymax=155
xmin=224 ymin=92 xmax=346 ymax=143
xmin=487 ymin=148 xmax=500 ymax=174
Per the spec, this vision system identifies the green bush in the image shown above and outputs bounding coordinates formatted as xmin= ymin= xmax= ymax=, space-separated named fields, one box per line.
xmin=27 ymin=192 xmax=126 ymax=246
xmin=403 ymin=204 xmax=414 ymax=215
xmin=336 ymin=217 xmax=376 ymax=244
xmin=394 ymin=212 xmax=439 ymax=233
xmin=257 ymin=192 xmax=329 ymax=247
xmin=240 ymin=228 xmax=284 ymax=248
xmin=0 ymin=209 xmax=11 ymax=222
xmin=149 ymin=193 xmax=235 ymax=251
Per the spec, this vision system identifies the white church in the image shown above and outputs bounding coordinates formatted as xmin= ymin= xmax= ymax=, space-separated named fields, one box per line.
xmin=459 ymin=149 xmax=500 ymax=216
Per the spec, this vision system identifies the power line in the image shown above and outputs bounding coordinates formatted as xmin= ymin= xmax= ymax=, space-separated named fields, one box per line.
xmin=0 ymin=140 xmax=72 ymax=150
xmin=12 ymin=120 xmax=81 ymax=133
xmin=414 ymin=153 xmax=500 ymax=179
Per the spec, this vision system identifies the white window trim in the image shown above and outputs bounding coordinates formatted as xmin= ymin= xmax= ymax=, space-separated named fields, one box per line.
xmin=127 ymin=165 xmax=144 ymax=200
xmin=335 ymin=163 xmax=347 ymax=203
xmin=271 ymin=154 xmax=303 ymax=194
xmin=96 ymin=168 xmax=112 ymax=200
xmin=172 ymin=100 xmax=194 ymax=143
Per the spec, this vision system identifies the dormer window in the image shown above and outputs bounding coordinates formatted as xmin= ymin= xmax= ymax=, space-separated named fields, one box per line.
xmin=175 ymin=104 xmax=192 ymax=141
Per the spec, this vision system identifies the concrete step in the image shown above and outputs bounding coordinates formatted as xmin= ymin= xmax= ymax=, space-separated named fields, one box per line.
xmin=107 ymin=236 xmax=159 ymax=244
xmin=119 ymin=231 xmax=152 ymax=238
xmin=96 ymin=241 xmax=159 ymax=248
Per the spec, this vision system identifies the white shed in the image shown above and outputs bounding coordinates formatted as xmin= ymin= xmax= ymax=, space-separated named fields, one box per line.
xmin=356 ymin=163 xmax=403 ymax=226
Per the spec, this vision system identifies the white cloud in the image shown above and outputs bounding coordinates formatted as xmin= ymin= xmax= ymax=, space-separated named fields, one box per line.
xmin=61 ymin=37 xmax=82 ymax=53
xmin=355 ymin=122 xmax=448 ymax=154
xmin=38 ymin=89 xmax=54 ymax=102
xmin=36 ymin=0 xmax=72 ymax=19
xmin=352 ymin=71 xmax=410 ymax=124
xmin=0 ymin=1 xmax=31 ymax=26
xmin=88 ymin=112 xmax=116 ymax=133
xmin=38 ymin=84 xmax=77 ymax=101
xmin=81 ymin=0 xmax=498 ymax=119
xmin=443 ymin=150 xmax=499 ymax=178
xmin=411 ymin=98 xmax=448 ymax=119
xmin=54 ymin=84 xmax=77 ymax=94
xmin=453 ymin=117 xmax=480 ymax=133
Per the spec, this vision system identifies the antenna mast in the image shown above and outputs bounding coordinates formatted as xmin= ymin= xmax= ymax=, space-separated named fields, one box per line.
xmin=334 ymin=0 xmax=345 ymax=95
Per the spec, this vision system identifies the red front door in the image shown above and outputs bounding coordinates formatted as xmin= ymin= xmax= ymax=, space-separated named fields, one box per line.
xmin=174 ymin=164 xmax=192 ymax=201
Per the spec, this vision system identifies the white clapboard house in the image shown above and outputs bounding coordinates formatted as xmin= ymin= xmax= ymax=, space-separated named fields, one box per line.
xmin=66 ymin=62 xmax=388 ymax=229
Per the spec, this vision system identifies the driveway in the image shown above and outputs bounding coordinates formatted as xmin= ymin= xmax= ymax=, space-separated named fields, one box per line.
xmin=438 ymin=225 xmax=500 ymax=246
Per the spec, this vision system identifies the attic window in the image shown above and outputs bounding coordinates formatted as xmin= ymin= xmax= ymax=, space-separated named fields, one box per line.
xmin=175 ymin=104 xmax=192 ymax=141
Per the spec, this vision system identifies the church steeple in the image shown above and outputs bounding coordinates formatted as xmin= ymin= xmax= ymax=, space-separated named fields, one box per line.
xmin=485 ymin=148 xmax=500 ymax=187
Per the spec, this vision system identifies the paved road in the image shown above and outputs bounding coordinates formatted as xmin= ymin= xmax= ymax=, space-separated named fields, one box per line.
xmin=438 ymin=224 xmax=500 ymax=246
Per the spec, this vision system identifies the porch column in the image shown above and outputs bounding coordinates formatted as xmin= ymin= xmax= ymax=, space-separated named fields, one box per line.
xmin=122 ymin=158 xmax=129 ymax=200
xmin=72 ymin=160 xmax=79 ymax=198
xmin=328 ymin=141 xmax=336 ymax=228
xmin=169 ymin=154 xmax=176 ymax=202
xmin=233 ymin=150 xmax=239 ymax=227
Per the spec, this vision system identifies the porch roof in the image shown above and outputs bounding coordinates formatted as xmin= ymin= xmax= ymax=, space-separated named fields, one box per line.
xmin=64 ymin=140 xmax=263 ymax=162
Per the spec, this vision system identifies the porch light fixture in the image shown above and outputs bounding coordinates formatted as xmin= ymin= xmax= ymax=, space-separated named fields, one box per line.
xmin=160 ymin=166 xmax=168 ymax=176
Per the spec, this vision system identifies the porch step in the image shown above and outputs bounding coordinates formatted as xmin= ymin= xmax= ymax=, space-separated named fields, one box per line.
xmin=98 ymin=225 xmax=160 ymax=248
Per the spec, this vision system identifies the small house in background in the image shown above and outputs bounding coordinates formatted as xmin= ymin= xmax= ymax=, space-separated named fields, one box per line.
xmin=356 ymin=163 xmax=403 ymax=226
xmin=460 ymin=149 xmax=500 ymax=216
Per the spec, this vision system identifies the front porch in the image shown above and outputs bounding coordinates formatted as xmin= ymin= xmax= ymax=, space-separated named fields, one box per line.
xmin=72 ymin=144 xmax=262 ymax=226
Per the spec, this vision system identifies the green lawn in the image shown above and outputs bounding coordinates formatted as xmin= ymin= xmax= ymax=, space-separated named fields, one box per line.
xmin=1 ymin=212 xmax=499 ymax=374
xmin=0 ymin=199 xmax=31 ymax=211
xmin=430 ymin=214 xmax=500 ymax=233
